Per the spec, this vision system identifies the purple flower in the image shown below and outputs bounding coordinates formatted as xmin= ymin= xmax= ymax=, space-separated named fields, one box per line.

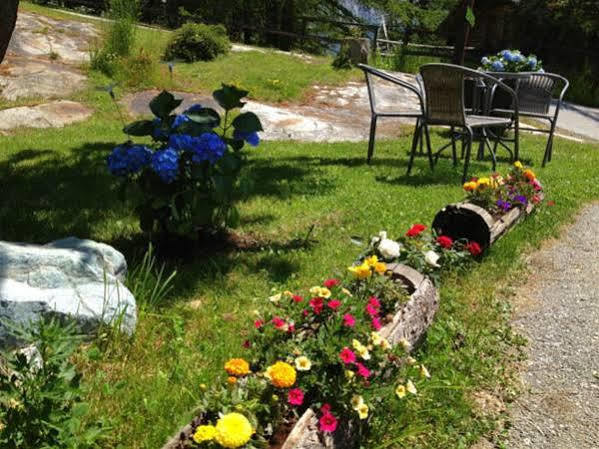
xmin=496 ymin=199 xmax=512 ymax=212
xmin=514 ymin=195 xmax=528 ymax=205
xmin=107 ymin=145 xmax=152 ymax=176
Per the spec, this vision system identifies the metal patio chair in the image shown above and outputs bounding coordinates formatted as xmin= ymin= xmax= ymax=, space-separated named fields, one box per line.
xmin=408 ymin=64 xmax=519 ymax=183
xmin=358 ymin=64 xmax=431 ymax=168
xmin=489 ymin=72 xmax=569 ymax=167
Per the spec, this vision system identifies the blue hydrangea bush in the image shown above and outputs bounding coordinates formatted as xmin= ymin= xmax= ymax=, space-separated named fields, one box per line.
xmin=480 ymin=49 xmax=543 ymax=73
xmin=107 ymin=85 xmax=263 ymax=238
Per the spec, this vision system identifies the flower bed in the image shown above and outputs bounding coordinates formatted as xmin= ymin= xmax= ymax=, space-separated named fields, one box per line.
xmin=160 ymin=261 xmax=438 ymax=449
xmin=432 ymin=162 xmax=544 ymax=250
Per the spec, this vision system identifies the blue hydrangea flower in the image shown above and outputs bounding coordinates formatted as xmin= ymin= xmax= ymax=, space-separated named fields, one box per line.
xmin=481 ymin=56 xmax=490 ymax=65
xmin=107 ymin=145 xmax=152 ymax=176
xmin=172 ymin=114 xmax=190 ymax=130
xmin=528 ymin=57 xmax=537 ymax=68
xmin=151 ymin=148 xmax=179 ymax=183
xmin=184 ymin=104 xmax=204 ymax=115
xmin=491 ymin=60 xmax=505 ymax=71
xmin=233 ymin=130 xmax=260 ymax=147
xmin=500 ymin=49 xmax=512 ymax=59
xmin=168 ymin=133 xmax=226 ymax=164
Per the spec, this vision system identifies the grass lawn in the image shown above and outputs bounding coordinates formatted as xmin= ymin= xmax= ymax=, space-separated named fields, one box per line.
xmin=2 ymin=95 xmax=599 ymax=447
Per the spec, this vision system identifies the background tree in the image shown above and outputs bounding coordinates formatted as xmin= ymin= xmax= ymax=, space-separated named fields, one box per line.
xmin=0 ymin=0 xmax=19 ymax=64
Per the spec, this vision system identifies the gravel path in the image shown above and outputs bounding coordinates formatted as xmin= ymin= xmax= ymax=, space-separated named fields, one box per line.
xmin=508 ymin=204 xmax=599 ymax=448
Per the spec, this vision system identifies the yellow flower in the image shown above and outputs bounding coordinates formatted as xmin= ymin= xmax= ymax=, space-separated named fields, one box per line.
xmin=406 ymin=379 xmax=417 ymax=395
xmin=341 ymin=288 xmax=353 ymax=297
xmin=514 ymin=161 xmax=523 ymax=169
xmin=357 ymin=403 xmax=369 ymax=420
xmin=224 ymin=358 xmax=250 ymax=377
xmin=348 ymin=263 xmax=372 ymax=280
xmin=351 ymin=395 xmax=364 ymax=410
xmin=295 ymin=356 xmax=312 ymax=371
xmin=283 ymin=290 xmax=293 ymax=297
xmin=309 ymin=286 xmax=331 ymax=298
xmin=352 ymin=339 xmax=365 ymax=352
xmin=380 ymin=338 xmax=391 ymax=351
xmin=476 ymin=177 xmax=491 ymax=189
xmin=214 ymin=413 xmax=253 ymax=448
xmin=199 ymin=383 xmax=207 ymax=391
xmin=419 ymin=364 xmax=431 ymax=379
xmin=370 ymin=332 xmax=382 ymax=346
xmin=395 ymin=385 xmax=406 ymax=399
xmin=269 ymin=293 xmax=282 ymax=304
xmin=398 ymin=338 xmax=411 ymax=352
xmin=266 ymin=361 xmax=296 ymax=388
xmin=374 ymin=262 xmax=387 ymax=274
xmin=523 ymin=169 xmax=536 ymax=181
xmin=345 ymin=370 xmax=355 ymax=380
xmin=193 ymin=425 xmax=217 ymax=443
xmin=463 ymin=181 xmax=477 ymax=192
xmin=227 ymin=376 xmax=237 ymax=385
xmin=356 ymin=345 xmax=370 ymax=360
xmin=406 ymin=356 xmax=417 ymax=365
xmin=364 ymin=255 xmax=378 ymax=267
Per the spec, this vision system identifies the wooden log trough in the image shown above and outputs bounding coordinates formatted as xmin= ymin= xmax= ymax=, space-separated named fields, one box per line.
xmin=432 ymin=197 xmax=542 ymax=251
xmin=160 ymin=263 xmax=439 ymax=449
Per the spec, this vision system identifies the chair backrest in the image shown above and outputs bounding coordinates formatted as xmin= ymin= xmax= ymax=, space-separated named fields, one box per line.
xmin=419 ymin=64 xmax=467 ymax=126
xmin=516 ymin=74 xmax=555 ymax=115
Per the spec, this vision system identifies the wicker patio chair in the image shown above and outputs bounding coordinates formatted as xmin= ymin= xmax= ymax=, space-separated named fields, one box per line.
xmin=489 ymin=72 xmax=569 ymax=167
xmin=358 ymin=64 xmax=430 ymax=168
xmin=409 ymin=64 xmax=519 ymax=183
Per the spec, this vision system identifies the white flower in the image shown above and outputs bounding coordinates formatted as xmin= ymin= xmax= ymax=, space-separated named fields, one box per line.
xmin=406 ymin=379 xmax=417 ymax=395
xmin=378 ymin=230 xmax=388 ymax=240
xmin=295 ymin=356 xmax=312 ymax=371
xmin=351 ymin=395 xmax=364 ymax=410
xmin=378 ymin=238 xmax=401 ymax=259
xmin=269 ymin=293 xmax=282 ymax=303
xmin=398 ymin=338 xmax=412 ymax=352
xmin=424 ymin=250 xmax=441 ymax=268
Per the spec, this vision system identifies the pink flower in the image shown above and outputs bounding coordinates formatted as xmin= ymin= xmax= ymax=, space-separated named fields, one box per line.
xmin=302 ymin=309 xmax=309 ymax=317
xmin=436 ymin=235 xmax=453 ymax=249
xmin=254 ymin=320 xmax=264 ymax=329
xmin=372 ymin=317 xmax=382 ymax=330
xmin=323 ymin=279 xmax=340 ymax=288
xmin=292 ymin=295 xmax=304 ymax=303
xmin=342 ymin=314 xmax=356 ymax=328
xmin=242 ymin=340 xmax=251 ymax=348
xmin=467 ymin=241 xmax=482 ymax=256
xmin=356 ymin=363 xmax=371 ymax=379
xmin=272 ymin=317 xmax=286 ymax=329
xmin=309 ymin=297 xmax=324 ymax=314
xmin=288 ymin=323 xmax=295 ymax=333
xmin=368 ymin=296 xmax=381 ymax=308
xmin=320 ymin=403 xmax=331 ymax=414
xmin=327 ymin=299 xmax=342 ymax=310
xmin=319 ymin=412 xmax=338 ymax=433
xmin=339 ymin=347 xmax=356 ymax=364
xmin=287 ymin=388 xmax=304 ymax=406
xmin=365 ymin=303 xmax=379 ymax=317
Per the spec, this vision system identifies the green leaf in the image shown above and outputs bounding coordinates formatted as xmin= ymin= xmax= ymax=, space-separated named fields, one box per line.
xmin=123 ymin=120 xmax=155 ymax=136
xmin=232 ymin=112 xmax=263 ymax=133
xmin=217 ymin=152 xmax=242 ymax=174
xmin=186 ymin=108 xmax=221 ymax=128
xmin=213 ymin=84 xmax=249 ymax=111
xmin=226 ymin=206 xmax=240 ymax=228
xmin=150 ymin=90 xmax=183 ymax=119
xmin=466 ymin=7 xmax=476 ymax=27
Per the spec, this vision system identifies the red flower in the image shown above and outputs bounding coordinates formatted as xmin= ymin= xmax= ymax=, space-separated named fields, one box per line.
xmin=340 ymin=347 xmax=356 ymax=364
xmin=365 ymin=303 xmax=379 ymax=317
xmin=292 ymin=295 xmax=304 ymax=303
xmin=368 ymin=296 xmax=381 ymax=308
xmin=547 ymin=200 xmax=555 ymax=207
xmin=372 ymin=317 xmax=382 ymax=331
xmin=436 ymin=235 xmax=453 ymax=249
xmin=532 ymin=194 xmax=541 ymax=204
xmin=309 ymin=297 xmax=324 ymax=314
xmin=302 ymin=309 xmax=309 ymax=317
xmin=356 ymin=363 xmax=371 ymax=379
xmin=254 ymin=320 xmax=264 ymax=329
xmin=406 ymin=224 xmax=427 ymax=237
xmin=323 ymin=279 xmax=340 ymax=288
xmin=288 ymin=323 xmax=295 ymax=333
xmin=467 ymin=241 xmax=482 ymax=256
xmin=343 ymin=313 xmax=356 ymax=328
xmin=320 ymin=403 xmax=331 ymax=414
xmin=272 ymin=317 xmax=286 ymax=329
xmin=287 ymin=388 xmax=304 ymax=406
xmin=319 ymin=412 xmax=338 ymax=433
xmin=242 ymin=340 xmax=251 ymax=348
xmin=327 ymin=299 xmax=342 ymax=310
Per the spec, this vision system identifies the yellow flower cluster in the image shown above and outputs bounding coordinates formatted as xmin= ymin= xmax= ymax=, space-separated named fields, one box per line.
xmin=309 ymin=286 xmax=331 ymax=298
xmin=193 ymin=425 xmax=217 ymax=443
xmin=348 ymin=255 xmax=387 ymax=279
xmin=224 ymin=358 xmax=250 ymax=377
xmin=352 ymin=339 xmax=370 ymax=360
xmin=395 ymin=379 xmax=418 ymax=399
xmin=266 ymin=361 xmax=296 ymax=388
xmin=351 ymin=395 xmax=369 ymax=419
xmin=463 ymin=177 xmax=491 ymax=192
xmin=192 ymin=413 xmax=254 ymax=448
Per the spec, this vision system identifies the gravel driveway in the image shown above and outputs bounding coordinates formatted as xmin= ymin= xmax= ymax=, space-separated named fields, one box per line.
xmin=508 ymin=204 xmax=599 ymax=448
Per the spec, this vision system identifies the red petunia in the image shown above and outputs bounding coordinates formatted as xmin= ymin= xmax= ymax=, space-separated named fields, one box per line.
xmin=319 ymin=412 xmax=338 ymax=433
xmin=436 ymin=235 xmax=453 ymax=249
xmin=272 ymin=317 xmax=286 ymax=329
xmin=406 ymin=224 xmax=427 ymax=237
xmin=356 ymin=362 xmax=371 ymax=379
xmin=343 ymin=313 xmax=356 ymax=328
xmin=320 ymin=403 xmax=331 ymax=414
xmin=327 ymin=299 xmax=342 ymax=310
xmin=365 ymin=303 xmax=379 ymax=317
xmin=292 ymin=295 xmax=304 ymax=303
xmin=287 ymin=388 xmax=304 ymax=406
xmin=340 ymin=347 xmax=356 ymax=364
xmin=254 ymin=320 xmax=264 ymax=329
xmin=467 ymin=241 xmax=482 ymax=256
xmin=368 ymin=296 xmax=381 ymax=308
xmin=323 ymin=279 xmax=340 ymax=288
xmin=309 ymin=297 xmax=324 ymax=314
xmin=372 ymin=317 xmax=382 ymax=331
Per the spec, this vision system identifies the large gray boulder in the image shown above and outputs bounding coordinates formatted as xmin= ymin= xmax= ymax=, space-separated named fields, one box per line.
xmin=0 ymin=237 xmax=137 ymax=347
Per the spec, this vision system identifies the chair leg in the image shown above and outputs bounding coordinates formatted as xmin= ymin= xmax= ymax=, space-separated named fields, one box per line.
xmin=450 ymin=126 xmax=457 ymax=167
xmin=407 ymin=119 xmax=421 ymax=175
xmin=424 ymin=124 xmax=434 ymax=171
xmin=419 ymin=124 xmax=424 ymax=155
xmin=367 ymin=115 xmax=378 ymax=164
xmin=542 ymin=119 xmax=557 ymax=167
xmin=462 ymin=128 xmax=473 ymax=184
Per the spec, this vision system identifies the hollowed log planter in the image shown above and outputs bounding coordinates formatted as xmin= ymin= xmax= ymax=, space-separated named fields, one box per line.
xmin=160 ymin=263 xmax=439 ymax=449
xmin=432 ymin=198 xmax=541 ymax=251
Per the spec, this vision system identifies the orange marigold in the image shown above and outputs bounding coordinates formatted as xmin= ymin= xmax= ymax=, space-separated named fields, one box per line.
xmin=523 ymin=169 xmax=536 ymax=181
xmin=227 ymin=376 xmax=238 ymax=385
xmin=224 ymin=358 xmax=251 ymax=377
xmin=266 ymin=361 xmax=296 ymax=388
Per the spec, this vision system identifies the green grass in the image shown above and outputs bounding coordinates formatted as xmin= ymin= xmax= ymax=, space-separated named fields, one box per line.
xmin=2 ymin=99 xmax=599 ymax=448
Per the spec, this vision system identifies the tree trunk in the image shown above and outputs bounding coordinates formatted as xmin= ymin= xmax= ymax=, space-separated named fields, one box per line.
xmin=452 ymin=0 xmax=475 ymax=65
xmin=0 ymin=0 xmax=19 ymax=64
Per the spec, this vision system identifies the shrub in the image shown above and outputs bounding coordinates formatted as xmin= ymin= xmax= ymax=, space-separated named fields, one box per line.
xmin=164 ymin=22 xmax=230 ymax=62
xmin=106 ymin=86 xmax=263 ymax=239
xmin=0 ymin=319 xmax=106 ymax=449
